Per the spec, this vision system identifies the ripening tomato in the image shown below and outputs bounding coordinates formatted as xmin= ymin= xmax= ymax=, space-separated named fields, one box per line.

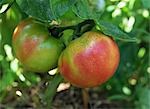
xmin=13 ymin=18 xmax=64 ymax=72
xmin=58 ymin=31 xmax=120 ymax=88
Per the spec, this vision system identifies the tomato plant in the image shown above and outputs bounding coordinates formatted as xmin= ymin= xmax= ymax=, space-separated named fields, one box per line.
xmin=0 ymin=0 xmax=149 ymax=109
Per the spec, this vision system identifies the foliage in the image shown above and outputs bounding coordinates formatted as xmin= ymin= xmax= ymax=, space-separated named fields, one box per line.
xmin=0 ymin=0 xmax=150 ymax=108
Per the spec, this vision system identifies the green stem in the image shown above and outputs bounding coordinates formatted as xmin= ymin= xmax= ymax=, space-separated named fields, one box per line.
xmin=43 ymin=74 xmax=63 ymax=109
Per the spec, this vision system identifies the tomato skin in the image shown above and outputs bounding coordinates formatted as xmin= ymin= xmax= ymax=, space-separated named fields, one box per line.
xmin=58 ymin=31 xmax=120 ymax=88
xmin=13 ymin=18 xmax=64 ymax=72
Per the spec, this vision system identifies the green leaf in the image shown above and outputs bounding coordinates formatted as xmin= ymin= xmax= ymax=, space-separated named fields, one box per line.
xmin=108 ymin=94 xmax=128 ymax=101
xmin=0 ymin=60 xmax=16 ymax=93
xmin=23 ymin=72 xmax=40 ymax=84
xmin=16 ymin=0 xmax=77 ymax=22
xmin=0 ymin=70 xmax=15 ymax=92
xmin=72 ymin=0 xmax=92 ymax=19
xmin=136 ymin=86 xmax=150 ymax=109
xmin=116 ymin=43 xmax=139 ymax=75
xmin=72 ymin=0 xmax=102 ymax=20
xmin=97 ymin=20 xmax=139 ymax=42
xmin=141 ymin=0 xmax=150 ymax=8
xmin=0 ymin=0 xmax=13 ymax=6
xmin=43 ymin=74 xmax=63 ymax=108
xmin=52 ymin=0 xmax=77 ymax=18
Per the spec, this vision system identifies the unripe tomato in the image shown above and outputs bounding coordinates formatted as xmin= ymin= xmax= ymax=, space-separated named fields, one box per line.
xmin=58 ymin=31 xmax=120 ymax=88
xmin=12 ymin=18 xmax=64 ymax=72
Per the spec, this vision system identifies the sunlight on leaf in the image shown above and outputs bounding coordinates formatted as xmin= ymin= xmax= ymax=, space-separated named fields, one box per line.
xmin=48 ymin=68 xmax=58 ymax=75
xmin=25 ymin=81 xmax=31 ymax=86
xmin=10 ymin=58 xmax=19 ymax=72
xmin=117 ymin=1 xmax=126 ymax=8
xmin=57 ymin=82 xmax=70 ymax=92
xmin=138 ymin=47 xmax=146 ymax=58
xmin=142 ymin=9 xmax=149 ymax=18
xmin=0 ymin=4 xmax=9 ymax=13
xmin=147 ymin=67 xmax=150 ymax=74
xmin=106 ymin=5 xmax=115 ymax=12
xmin=122 ymin=16 xmax=135 ymax=32
xmin=16 ymin=68 xmax=26 ymax=81
xmin=122 ymin=86 xmax=131 ymax=95
xmin=4 ymin=44 xmax=14 ymax=61
xmin=129 ymin=0 xmax=136 ymax=10
xmin=12 ymin=82 xmax=18 ymax=87
xmin=128 ymin=78 xmax=137 ymax=85
xmin=112 ymin=8 xmax=121 ymax=17
xmin=16 ymin=90 xmax=22 ymax=97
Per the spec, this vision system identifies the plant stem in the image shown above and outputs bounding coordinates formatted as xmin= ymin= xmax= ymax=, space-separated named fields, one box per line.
xmin=43 ymin=74 xmax=63 ymax=109
xmin=49 ymin=20 xmax=95 ymax=38
xmin=82 ymin=88 xmax=89 ymax=109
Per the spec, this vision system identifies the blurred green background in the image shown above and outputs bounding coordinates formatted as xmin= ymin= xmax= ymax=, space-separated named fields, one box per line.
xmin=0 ymin=0 xmax=150 ymax=109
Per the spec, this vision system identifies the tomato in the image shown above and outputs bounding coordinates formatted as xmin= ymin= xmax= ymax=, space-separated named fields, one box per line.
xmin=12 ymin=18 xmax=64 ymax=72
xmin=58 ymin=31 xmax=120 ymax=88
